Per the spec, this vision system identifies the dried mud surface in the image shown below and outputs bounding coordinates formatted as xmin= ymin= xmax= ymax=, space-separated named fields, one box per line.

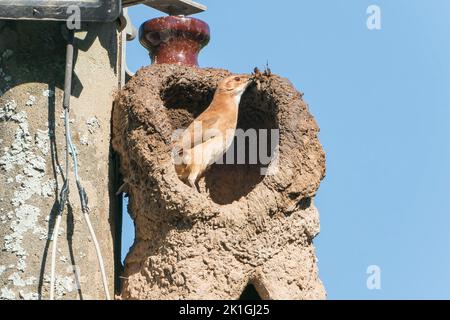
xmin=113 ymin=64 xmax=326 ymax=299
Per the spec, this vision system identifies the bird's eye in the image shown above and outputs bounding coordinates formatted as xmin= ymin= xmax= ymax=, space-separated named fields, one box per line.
xmin=234 ymin=77 xmax=241 ymax=82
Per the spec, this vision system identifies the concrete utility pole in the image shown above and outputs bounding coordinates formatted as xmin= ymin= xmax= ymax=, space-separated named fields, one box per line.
xmin=0 ymin=0 xmax=206 ymax=301
xmin=0 ymin=21 xmax=119 ymax=300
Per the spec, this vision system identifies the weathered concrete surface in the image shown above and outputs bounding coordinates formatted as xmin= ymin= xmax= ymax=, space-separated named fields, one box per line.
xmin=113 ymin=64 xmax=326 ymax=300
xmin=0 ymin=21 xmax=119 ymax=300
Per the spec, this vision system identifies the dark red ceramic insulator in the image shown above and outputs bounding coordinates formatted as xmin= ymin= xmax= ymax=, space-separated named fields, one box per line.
xmin=139 ymin=15 xmax=210 ymax=67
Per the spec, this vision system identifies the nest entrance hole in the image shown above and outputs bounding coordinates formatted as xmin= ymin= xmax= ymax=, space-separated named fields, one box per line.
xmin=239 ymin=283 xmax=262 ymax=300
xmin=161 ymin=79 xmax=279 ymax=205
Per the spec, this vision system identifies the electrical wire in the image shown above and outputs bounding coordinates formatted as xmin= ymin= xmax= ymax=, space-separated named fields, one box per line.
xmin=49 ymin=27 xmax=110 ymax=300
xmin=49 ymin=214 xmax=62 ymax=300
xmin=50 ymin=48 xmax=72 ymax=299
xmin=67 ymin=121 xmax=111 ymax=300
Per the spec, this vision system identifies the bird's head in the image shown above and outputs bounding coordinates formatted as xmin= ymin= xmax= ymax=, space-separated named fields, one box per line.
xmin=217 ymin=75 xmax=253 ymax=98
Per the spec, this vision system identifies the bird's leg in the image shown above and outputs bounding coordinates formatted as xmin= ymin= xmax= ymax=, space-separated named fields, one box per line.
xmin=187 ymin=170 xmax=202 ymax=193
xmin=187 ymin=176 xmax=195 ymax=188
xmin=194 ymin=180 xmax=201 ymax=193
xmin=187 ymin=175 xmax=199 ymax=192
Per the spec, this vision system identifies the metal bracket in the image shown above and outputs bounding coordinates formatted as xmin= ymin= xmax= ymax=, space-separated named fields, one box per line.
xmin=123 ymin=0 xmax=206 ymax=16
xmin=0 ymin=0 xmax=121 ymax=22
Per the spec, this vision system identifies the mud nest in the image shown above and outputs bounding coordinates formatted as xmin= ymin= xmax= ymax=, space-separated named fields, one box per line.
xmin=113 ymin=64 xmax=326 ymax=299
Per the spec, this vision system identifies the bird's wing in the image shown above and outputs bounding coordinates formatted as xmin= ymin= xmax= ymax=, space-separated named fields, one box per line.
xmin=189 ymin=115 xmax=222 ymax=148
xmin=176 ymin=114 xmax=223 ymax=152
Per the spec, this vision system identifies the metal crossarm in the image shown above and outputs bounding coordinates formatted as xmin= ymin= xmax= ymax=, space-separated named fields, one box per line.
xmin=123 ymin=0 xmax=206 ymax=15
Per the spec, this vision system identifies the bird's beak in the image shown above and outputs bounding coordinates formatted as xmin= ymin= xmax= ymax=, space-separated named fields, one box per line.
xmin=245 ymin=77 xmax=254 ymax=88
xmin=242 ymin=79 xmax=253 ymax=94
xmin=237 ymin=77 xmax=252 ymax=90
xmin=233 ymin=76 xmax=253 ymax=95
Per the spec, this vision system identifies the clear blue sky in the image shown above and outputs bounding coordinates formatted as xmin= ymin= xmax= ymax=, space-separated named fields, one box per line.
xmin=122 ymin=0 xmax=450 ymax=299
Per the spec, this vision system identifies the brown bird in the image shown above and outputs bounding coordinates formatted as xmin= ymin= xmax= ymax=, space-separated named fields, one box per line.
xmin=173 ymin=74 xmax=253 ymax=190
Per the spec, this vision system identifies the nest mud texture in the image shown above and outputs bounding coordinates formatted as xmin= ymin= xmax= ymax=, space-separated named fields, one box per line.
xmin=113 ymin=64 xmax=326 ymax=300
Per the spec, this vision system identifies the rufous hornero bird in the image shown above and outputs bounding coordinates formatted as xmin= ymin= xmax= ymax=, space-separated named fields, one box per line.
xmin=173 ymin=74 xmax=253 ymax=191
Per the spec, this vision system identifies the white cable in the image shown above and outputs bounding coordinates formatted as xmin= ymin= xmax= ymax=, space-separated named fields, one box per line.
xmin=49 ymin=28 xmax=110 ymax=300
xmin=50 ymin=108 xmax=70 ymax=301
xmin=67 ymin=121 xmax=111 ymax=300
xmin=49 ymin=113 xmax=111 ymax=301
xmin=83 ymin=211 xmax=111 ymax=300
xmin=49 ymin=214 xmax=62 ymax=300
